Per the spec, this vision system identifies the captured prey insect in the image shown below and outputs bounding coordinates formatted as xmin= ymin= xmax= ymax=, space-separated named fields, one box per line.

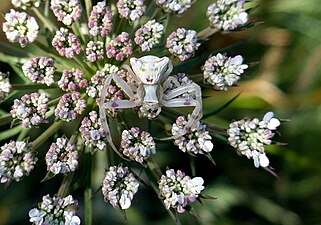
xmin=99 ymin=55 xmax=203 ymax=154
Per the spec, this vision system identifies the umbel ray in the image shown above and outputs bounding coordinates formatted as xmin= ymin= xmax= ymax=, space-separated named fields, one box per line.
xmin=99 ymin=55 xmax=203 ymax=154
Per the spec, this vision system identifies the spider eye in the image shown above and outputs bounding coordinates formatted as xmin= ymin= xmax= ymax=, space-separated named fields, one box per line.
xmin=153 ymin=68 xmax=158 ymax=71
xmin=141 ymin=68 xmax=146 ymax=72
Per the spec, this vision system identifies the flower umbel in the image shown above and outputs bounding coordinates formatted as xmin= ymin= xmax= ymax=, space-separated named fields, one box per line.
xmin=102 ymin=165 xmax=139 ymax=210
xmin=28 ymin=194 xmax=80 ymax=225
xmin=166 ymin=28 xmax=200 ymax=61
xmin=3 ymin=9 xmax=39 ymax=47
xmin=45 ymin=137 xmax=79 ymax=175
xmin=0 ymin=140 xmax=36 ymax=184
xmin=172 ymin=115 xmax=214 ymax=155
xmin=22 ymin=57 xmax=56 ymax=86
xmin=227 ymin=112 xmax=281 ymax=168
xmin=120 ymin=127 xmax=156 ymax=164
xmin=206 ymin=0 xmax=248 ymax=31
xmin=159 ymin=169 xmax=204 ymax=213
xmin=50 ymin=0 xmax=82 ymax=26
xmin=10 ymin=92 xmax=49 ymax=128
xmin=202 ymin=53 xmax=248 ymax=91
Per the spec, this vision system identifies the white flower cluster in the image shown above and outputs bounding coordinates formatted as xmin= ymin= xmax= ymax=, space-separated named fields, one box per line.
xmin=227 ymin=112 xmax=281 ymax=168
xmin=117 ymin=0 xmax=146 ymax=21
xmin=120 ymin=127 xmax=156 ymax=164
xmin=2 ymin=9 xmax=39 ymax=47
xmin=86 ymin=63 xmax=119 ymax=98
xmin=172 ymin=115 xmax=214 ymax=155
xmin=45 ymin=137 xmax=79 ymax=174
xmin=22 ymin=57 xmax=56 ymax=86
xmin=79 ymin=111 xmax=107 ymax=151
xmin=11 ymin=0 xmax=41 ymax=10
xmin=29 ymin=194 xmax=80 ymax=225
xmin=156 ymin=0 xmax=192 ymax=14
xmin=0 ymin=140 xmax=36 ymax=184
xmin=0 ymin=72 xmax=11 ymax=101
xmin=202 ymin=53 xmax=248 ymax=91
xmin=163 ymin=73 xmax=194 ymax=99
xmin=50 ymin=0 xmax=82 ymax=26
xmin=166 ymin=28 xmax=200 ymax=61
xmin=158 ymin=169 xmax=204 ymax=213
xmin=102 ymin=165 xmax=139 ymax=210
xmin=134 ymin=20 xmax=164 ymax=52
xmin=206 ymin=0 xmax=248 ymax=31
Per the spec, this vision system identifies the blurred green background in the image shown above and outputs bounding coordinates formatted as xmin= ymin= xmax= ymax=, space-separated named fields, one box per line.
xmin=1 ymin=0 xmax=321 ymax=224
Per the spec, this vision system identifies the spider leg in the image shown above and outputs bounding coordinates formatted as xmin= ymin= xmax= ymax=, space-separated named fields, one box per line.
xmin=163 ymin=82 xmax=203 ymax=120
xmin=160 ymin=60 xmax=173 ymax=83
xmin=160 ymin=97 xmax=202 ymax=140
xmin=122 ymin=64 xmax=140 ymax=83
xmin=99 ymin=74 xmax=137 ymax=158
xmin=162 ymin=76 xmax=181 ymax=91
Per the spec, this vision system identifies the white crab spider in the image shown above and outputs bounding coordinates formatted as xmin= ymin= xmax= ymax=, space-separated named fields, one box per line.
xmin=99 ymin=55 xmax=203 ymax=153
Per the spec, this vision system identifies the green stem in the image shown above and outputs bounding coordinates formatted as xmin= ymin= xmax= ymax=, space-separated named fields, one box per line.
xmin=146 ymin=157 xmax=162 ymax=180
xmin=11 ymin=84 xmax=58 ymax=90
xmin=84 ymin=147 xmax=93 ymax=225
xmin=58 ymin=173 xmax=74 ymax=197
xmin=0 ymin=126 xmax=22 ymax=142
xmin=0 ymin=114 xmax=13 ymax=126
xmin=32 ymin=8 xmax=55 ymax=32
xmin=32 ymin=121 xmax=64 ymax=149
xmin=84 ymin=0 xmax=92 ymax=21
xmin=17 ymin=128 xmax=31 ymax=141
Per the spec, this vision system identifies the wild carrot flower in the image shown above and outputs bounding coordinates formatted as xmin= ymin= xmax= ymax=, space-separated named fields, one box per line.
xmin=52 ymin=28 xmax=82 ymax=58
xmin=29 ymin=194 xmax=80 ymax=225
xmin=166 ymin=28 xmax=200 ymax=61
xmin=227 ymin=112 xmax=281 ymax=168
xmin=45 ymin=137 xmax=79 ymax=174
xmin=102 ymin=165 xmax=139 ymax=209
xmin=79 ymin=111 xmax=107 ymax=151
xmin=120 ymin=127 xmax=156 ymax=164
xmin=86 ymin=41 xmax=105 ymax=62
xmin=58 ymin=68 xmax=88 ymax=92
xmin=0 ymin=72 xmax=11 ymax=101
xmin=172 ymin=115 xmax=213 ymax=154
xmin=11 ymin=0 xmax=40 ymax=9
xmin=117 ymin=0 xmax=146 ymax=21
xmin=158 ymin=169 xmax=204 ymax=213
xmin=106 ymin=32 xmax=133 ymax=61
xmin=50 ymin=0 xmax=82 ymax=26
xmin=206 ymin=0 xmax=248 ymax=31
xmin=3 ymin=9 xmax=39 ymax=47
xmin=134 ymin=20 xmax=164 ymax=52
xmin=88 ymin=1 xmax=113 ymax=37
xmin=202 ymin=53 xmax=248 ymax=90
xmin=22 ymin=57 xmax=56 ymax=86
xmin=156 ymin=0 xmax=192 ymax=14
xmin=54 ymin=92 xmax=86 ymax=122
xmin=0 ymin=140 xmax=36 ymax=184
xmin=10 ymin=92 xmax=49 ymax=128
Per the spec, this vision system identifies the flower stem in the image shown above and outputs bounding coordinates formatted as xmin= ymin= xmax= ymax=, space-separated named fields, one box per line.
xmin=11 ymin=84 xmax=57 ymax=90
xmin=32 ymin=8 xmax=55 ymax=32
xmin=0 ymin=126 xmax=21 ymax=142
xmin=0 ymin=114 xmax=12 ymax=126
xmin=84 ymin=147 xmax=93 ymax=225
xmin=32 ymin=121 xmax=64 ymax=150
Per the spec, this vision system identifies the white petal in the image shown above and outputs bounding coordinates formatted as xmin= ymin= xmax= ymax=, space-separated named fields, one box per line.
xmin=119 ymin=195 xmax=131 ymax=209
xmin=259 ymin=154 xmax=270 ymax=167
xmin=263 ymin=112 xmax=274 ymax=122
xmin=267 ymin=118 xmax=280 ymax=130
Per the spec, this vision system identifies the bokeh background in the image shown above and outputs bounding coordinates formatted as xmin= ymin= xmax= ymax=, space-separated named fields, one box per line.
xmin=1 ymin=0 xmax=321 ymax=224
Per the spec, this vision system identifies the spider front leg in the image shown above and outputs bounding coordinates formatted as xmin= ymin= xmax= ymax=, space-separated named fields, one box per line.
xmin=99 ymin=73 xmax=137 ymax=158
xmin=164 ymin=82 xmax=203 ymax=122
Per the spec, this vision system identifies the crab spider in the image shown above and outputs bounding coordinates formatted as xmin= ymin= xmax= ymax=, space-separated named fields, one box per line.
xmin=99 ymin=55 xmax=203 ymax=153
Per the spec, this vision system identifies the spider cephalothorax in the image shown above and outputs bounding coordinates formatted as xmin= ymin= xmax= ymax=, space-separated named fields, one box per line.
xmin=99 ymin=55 xmax=203 ymax=153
